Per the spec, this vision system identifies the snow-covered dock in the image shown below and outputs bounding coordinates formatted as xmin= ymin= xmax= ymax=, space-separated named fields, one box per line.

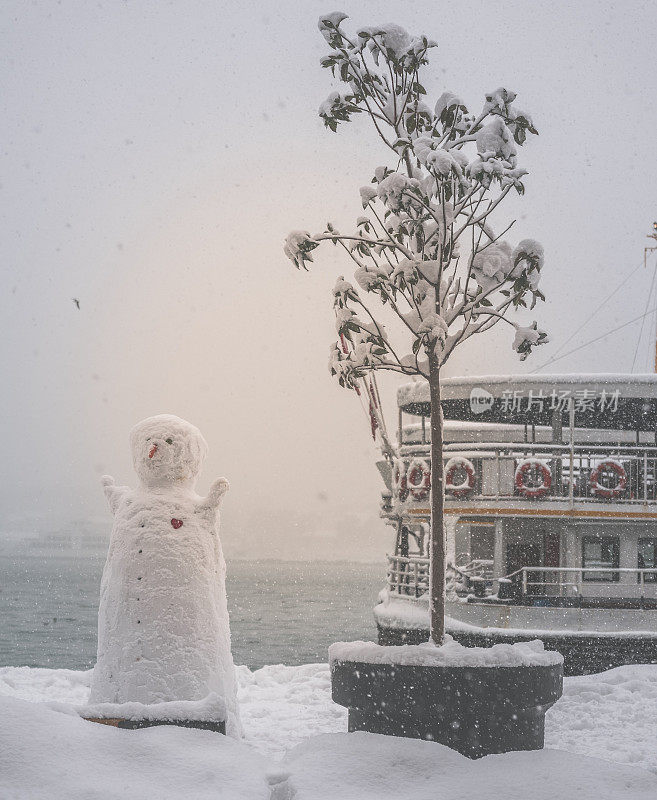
xmin=1 ymin=661 xmax=655 ymax=798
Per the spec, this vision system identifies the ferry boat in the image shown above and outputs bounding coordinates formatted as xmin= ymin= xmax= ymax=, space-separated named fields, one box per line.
xmin=375 ymin=374 xmax=657 ymax=675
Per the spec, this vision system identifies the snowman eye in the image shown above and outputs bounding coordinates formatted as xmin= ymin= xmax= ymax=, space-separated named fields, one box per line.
xmin=165 ymin=438 xmax=173 ymax=445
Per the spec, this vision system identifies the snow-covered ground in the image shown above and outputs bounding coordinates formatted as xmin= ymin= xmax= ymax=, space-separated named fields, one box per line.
xmin=1 ymin=662 xmax=656 ymax=798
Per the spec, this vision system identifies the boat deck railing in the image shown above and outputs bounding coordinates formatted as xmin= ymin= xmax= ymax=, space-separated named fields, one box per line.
xmin=458 ymin=558 xmax=494 ymax=580
xmin=507 ymin=566 xmax=657 ymax=597
xmin=387 ymin=555 xmax=489 ymax=598
xmin=386 ymin=555 xmax=657 ymax=602
xmin=394 ymin=442 xmax=657 ymax=504
xmin=387 ymin=555 xmax=429 ymax=598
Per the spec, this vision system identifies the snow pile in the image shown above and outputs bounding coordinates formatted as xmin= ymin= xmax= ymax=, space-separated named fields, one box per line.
xmin=0 ymin=666 xmax=92 ymax=705
xmin=91 ymin=414 xmax=238 ymax=733
xmin=236 ymin=663 xmax=345 ymax=759
xmin=546 ymin=664 xmax=657 ymax=770
xmin=1 ymin=661 xmax=656 ymax=797
xmin=329 ymin=635 xmax=563 ymax=667
xmin=0 ymin=694 xmax=270 ymax=800
xmin=271 ymin=731 xmax=655 ymax=800
xmin=0 ymin=662 xmax=345 ymax=761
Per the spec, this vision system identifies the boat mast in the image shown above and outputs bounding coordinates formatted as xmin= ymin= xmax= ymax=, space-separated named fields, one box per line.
xmin=646 ymin=222 xmax=657 ymax=373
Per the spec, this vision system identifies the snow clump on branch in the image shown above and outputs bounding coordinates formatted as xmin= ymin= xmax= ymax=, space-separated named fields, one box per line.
xmin=471 ymin=243 xmax=513 ymax=293
xmin=513 ymin=322 xmax=549 ymax=360
xmin=512 ymin=239 xmax=544 ymax=289
xmin=284 ymin=231 xmax=319 ymax=270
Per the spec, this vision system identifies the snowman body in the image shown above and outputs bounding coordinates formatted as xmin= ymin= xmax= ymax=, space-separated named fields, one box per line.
xmin=90 ymin=415 xmax=237 ymax=731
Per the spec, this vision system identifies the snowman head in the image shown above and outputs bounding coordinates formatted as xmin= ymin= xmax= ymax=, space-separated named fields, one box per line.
xmin=130 ymin=414 xmax=208 ymax=489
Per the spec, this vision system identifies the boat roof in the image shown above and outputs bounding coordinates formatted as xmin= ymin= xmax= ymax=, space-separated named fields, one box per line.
xmin=401 ymin=419 xmax=657 ymax=446
xmin=398 ymin=374 xmax=657 ymax=430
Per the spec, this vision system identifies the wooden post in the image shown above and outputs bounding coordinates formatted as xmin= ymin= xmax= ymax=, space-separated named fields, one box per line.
xmin=428 ymin=352 xmax=445 ymax=644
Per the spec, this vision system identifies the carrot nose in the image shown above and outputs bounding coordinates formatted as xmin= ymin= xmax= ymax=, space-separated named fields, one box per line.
xmin=148 ymin=444 xmax=158 ymax=459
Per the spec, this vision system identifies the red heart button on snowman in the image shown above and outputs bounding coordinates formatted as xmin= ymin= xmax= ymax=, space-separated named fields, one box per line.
xmin=171 ymin=518 xmax=183 ymax=529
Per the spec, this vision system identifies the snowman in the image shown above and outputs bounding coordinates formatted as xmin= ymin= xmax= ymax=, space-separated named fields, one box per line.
xmin=89 ymin=414 xmax=238 ymax=734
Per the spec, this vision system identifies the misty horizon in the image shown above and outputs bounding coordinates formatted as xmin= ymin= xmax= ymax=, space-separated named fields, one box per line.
xmin=2 ymin=0 xmax=657 ymax=561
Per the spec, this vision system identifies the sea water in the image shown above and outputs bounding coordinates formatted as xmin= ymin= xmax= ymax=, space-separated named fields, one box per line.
xmin=0 ymin=535 xmax=384 ymax=670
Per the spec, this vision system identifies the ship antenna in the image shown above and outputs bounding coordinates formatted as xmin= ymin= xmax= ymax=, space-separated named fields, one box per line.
xmin=645 ymin=222 xmax=657 ymax=373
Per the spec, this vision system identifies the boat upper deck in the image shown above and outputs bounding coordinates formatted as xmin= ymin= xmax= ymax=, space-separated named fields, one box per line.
xmin=398 ymin=374 xmax=657 ymax=431
xmin=390 ymin=375 xmax=657 ymax=516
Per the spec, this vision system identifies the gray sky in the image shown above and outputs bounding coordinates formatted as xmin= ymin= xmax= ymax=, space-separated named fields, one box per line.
xmin=2 ymin=0 xmax=656 ymax=559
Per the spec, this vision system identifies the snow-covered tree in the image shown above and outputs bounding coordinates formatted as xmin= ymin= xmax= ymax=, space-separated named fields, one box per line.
xmin=285 ymin=12 xmax=548 ymax=644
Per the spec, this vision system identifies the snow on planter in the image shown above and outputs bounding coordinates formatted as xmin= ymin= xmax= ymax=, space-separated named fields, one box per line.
xmin=88 ymin=414 xmax=239 ymax=734
xmin=329 ymin=635 xmax=563 ymax=668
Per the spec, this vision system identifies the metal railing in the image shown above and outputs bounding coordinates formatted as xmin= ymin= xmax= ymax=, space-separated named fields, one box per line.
xmin=387 ymin=555 xmax=490 ymax=597
xmin=386 ymin=556 xmax=657 ymax=600
xmin=507 ymin=566 xmax=657 ymax=597
xmin=393 ymin=442 xmax=657 ymax=504
xmin=458 ymin=558 xmax=494 ymax=580
xmin=387 ymin=555 xmax=429 ymax=597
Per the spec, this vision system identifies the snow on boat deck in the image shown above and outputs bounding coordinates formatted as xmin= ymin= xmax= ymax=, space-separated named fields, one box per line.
xmin=1 ymin=661 xmax=655 ymax=798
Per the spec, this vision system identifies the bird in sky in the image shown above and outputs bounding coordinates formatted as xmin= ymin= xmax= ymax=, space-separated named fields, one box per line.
xmin=72 ymin=298 xmax=80 ymax=310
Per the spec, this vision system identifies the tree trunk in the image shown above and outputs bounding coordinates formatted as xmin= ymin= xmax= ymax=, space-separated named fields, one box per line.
xmin=428 ymin=351 xmax=445 ymax=644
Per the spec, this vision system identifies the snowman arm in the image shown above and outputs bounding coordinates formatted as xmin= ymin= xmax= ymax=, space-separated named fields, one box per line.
xmin=100 ymin=475 xmax=128 ymax=515
xmin=197 ymin=478 xmax=229 ymax=514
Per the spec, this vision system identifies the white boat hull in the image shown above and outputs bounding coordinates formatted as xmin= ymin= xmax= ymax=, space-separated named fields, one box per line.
xmin=375 ymin=594 xmax=657 ymax=675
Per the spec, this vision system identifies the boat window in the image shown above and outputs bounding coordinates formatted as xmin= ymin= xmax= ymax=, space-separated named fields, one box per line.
xmin=470 ymin=525 xmax=495 ymax=562
xmin=638 ymin=538 xmax=657 ymax=583
xmin=581 ymin=535 xmax=620 ymax=582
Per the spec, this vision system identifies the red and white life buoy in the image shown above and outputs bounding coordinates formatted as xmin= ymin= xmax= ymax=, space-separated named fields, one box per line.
xmin=393 ymin=459 xmax=409 ymax=502
xmin=515 ymin=458 xmax=551 ymax=498
xmin=445 ymin=457 xmax=476 ymax=498
xmin=589 ymin=459 xmax=627 ymax=499
xmin=407 ymin=458 xmax=431 ymax=501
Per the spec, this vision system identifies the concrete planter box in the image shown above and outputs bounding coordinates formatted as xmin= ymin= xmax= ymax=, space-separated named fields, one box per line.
xmin=331 ymin=645 xmax=563 ymax=759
